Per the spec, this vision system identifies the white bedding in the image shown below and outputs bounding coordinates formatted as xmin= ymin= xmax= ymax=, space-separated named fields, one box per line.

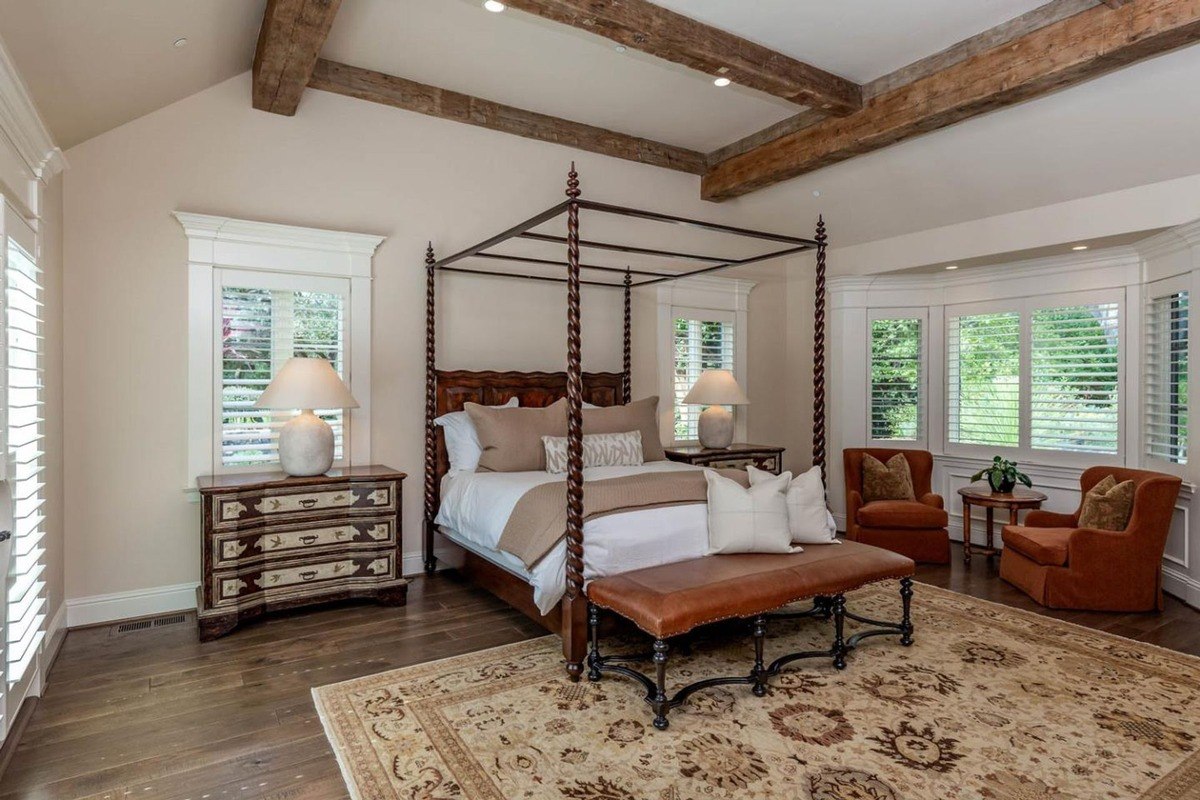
xmin=435 ymin=461 xmax=709 ymax=613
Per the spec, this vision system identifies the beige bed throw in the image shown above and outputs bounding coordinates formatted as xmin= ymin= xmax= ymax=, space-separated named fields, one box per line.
xmin=498 ymin=469 xmax=749 ymax=568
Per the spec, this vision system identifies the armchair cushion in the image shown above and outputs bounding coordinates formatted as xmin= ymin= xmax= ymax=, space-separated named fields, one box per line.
xmin=1002 ymin=526 xmax=1072 ymax=567
xmin=1078 ymin=475 xmax=1135 ymax=531
xmin=862 ymin=454 xmax=916 ymax=502
xmin=857 ymin=500 xmax=949 ymax=530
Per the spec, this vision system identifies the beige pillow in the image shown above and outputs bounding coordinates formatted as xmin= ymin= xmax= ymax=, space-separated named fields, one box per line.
xmin=1078 ymin=474 xmax=1135 ymax=531
xmin=583 ymin=396 xmax=665 ymax=462
xmin=466 ymin=399 xmax=566 ymax=472
xmin=542 ymin=430 xmax=644 ymax=473
xmin=705 ymin=469 xmax=799 ymax=555
xmin=748 ymin=464 xmax=838 ymax=544
xmin=862 ymin=454 xmax=916 ymax=502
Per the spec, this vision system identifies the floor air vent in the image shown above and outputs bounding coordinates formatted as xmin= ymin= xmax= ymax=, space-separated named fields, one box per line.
xmin=113 ymin=612 xmax=188 ymax=634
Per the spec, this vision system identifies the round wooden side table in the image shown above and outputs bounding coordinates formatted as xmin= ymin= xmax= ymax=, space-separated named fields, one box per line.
xmin=957 ymin=484 xmax=1048 ymax=565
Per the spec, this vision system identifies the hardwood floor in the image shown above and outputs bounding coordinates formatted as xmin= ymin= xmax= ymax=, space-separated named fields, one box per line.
xmin=3 ymin=547 xmax=1198 ymax=799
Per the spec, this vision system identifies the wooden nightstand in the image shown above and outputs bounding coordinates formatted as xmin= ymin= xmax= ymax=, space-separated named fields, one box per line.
xmin=664 ymin=444 xmax=785 ymax=474
xmin=195 ymin=465 xmax=407 ymax=640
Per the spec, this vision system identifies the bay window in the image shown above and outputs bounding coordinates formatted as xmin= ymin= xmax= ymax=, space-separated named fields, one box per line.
xmin=869 ymin=313 xmax=925 ymax=444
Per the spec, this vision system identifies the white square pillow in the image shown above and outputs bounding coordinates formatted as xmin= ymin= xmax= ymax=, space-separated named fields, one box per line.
xmin=748 ymin=464 xmax=838 ymax=544
xmin=705 ymin=469 xmax=799 ymax=555
xmin=434 ymin=397 xmax=518 ymax=473
xmin=542 ymin=430 xmax=644 ymax=473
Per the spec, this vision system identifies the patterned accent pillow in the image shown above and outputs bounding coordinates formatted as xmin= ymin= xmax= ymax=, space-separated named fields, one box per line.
xmin=542 ymin=430 xmax=644 ymax=474
xmin=862 ymin=454 xmax=916 ymax=502
xmin=1078 ymin=474 xmax=1135 ymax=531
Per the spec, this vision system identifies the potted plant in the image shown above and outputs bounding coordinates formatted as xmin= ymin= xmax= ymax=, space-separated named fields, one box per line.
xmin=971 ymin=456 xmax=1032 ymax=494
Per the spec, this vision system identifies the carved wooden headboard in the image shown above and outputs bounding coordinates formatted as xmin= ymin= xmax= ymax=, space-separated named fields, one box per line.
xmin=430 ymin=369 xmax=624 ymax=510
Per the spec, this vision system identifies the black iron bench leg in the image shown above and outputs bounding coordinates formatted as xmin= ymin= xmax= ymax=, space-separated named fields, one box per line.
xmin=832 ymin=594 xmax=848 ymax=670
xmin=652 ymin=639 xmax=670 ymax=730
xmin=587 ymin=603 xmax=603 ymax=681
xmin=751 ymin=615 xmax=768 ymax=696
xmin=900 ymin=577 xmax=914 ymax=646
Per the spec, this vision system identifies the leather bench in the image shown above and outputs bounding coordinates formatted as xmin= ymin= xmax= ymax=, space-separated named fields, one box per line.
xmin=586 ymin=540 xmax=916 ymax=729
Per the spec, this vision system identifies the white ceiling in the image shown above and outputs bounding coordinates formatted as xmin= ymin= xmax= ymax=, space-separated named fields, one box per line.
xmin=0 ymin=0 xmax=1098 ymax=152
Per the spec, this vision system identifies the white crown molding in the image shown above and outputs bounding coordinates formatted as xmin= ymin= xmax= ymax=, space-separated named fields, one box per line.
xmin=1134 ymin=217 xmax=1200 ymax=261
xmin=173 ymin=212 xmax=386 ymax=257
xmin=656 ymin=274 xmax=757 ymax=313
xmin=0 ymin=34 xmax=64 ymax=181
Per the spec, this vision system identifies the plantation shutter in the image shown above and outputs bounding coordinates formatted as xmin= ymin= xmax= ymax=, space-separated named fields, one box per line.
xmin=946 ymin=311 xmax=1020 ymax=447
xmin=219 ymin=276 xmax=348 ymax=470
xmin=6 ymin=227 xmax=45 ymax=687
xmin=869 ymin=317 xmax=923 ymax=441
xmin=1030 ymin=303 xmax=1120 ymax=454
xmin=673 ymin=314 xmax=735 ymax=442
xmin=1144 ymin=290 xmax=1188 ymax=464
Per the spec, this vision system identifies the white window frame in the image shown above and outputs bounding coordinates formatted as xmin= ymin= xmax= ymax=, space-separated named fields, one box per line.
xmin=177 ymin=213 xmax=383 ymax=487
xmin=1141 ymin=274 xmax=1190 ymax=477
xmin=867 ymin=308 xmax=928 ymax=449
xmin=656 ymin=276 xmax=753 ymax=446
xmin=943 ymin=288 xmax=1125 ymax=468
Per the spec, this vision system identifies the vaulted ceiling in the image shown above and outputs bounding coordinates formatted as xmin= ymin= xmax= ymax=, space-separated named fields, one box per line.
xmin=2 ymin=0 xmax=1199 ymax=203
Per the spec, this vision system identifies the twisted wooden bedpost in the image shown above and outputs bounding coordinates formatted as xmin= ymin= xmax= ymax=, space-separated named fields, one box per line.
xmin=423 ymin=242 xmax=438 ymax=575
xmin=813 ymin=216 xmax=828 ymax=482
xmin=563 ymin=164 xmax=588 ymax=680
xmin=622 ymin=268 xmax=632 ymax=404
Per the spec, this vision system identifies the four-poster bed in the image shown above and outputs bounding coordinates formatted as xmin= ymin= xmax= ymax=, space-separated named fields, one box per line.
xmin=422 ymin=164 xmax=826 ymax=680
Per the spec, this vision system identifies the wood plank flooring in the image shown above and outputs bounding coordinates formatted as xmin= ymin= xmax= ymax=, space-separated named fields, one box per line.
xmin=3 ymin=547 xmax=1198 ymax=799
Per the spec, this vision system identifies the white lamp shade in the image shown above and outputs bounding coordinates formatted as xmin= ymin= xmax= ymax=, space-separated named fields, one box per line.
xmin=682 ymin=369 xmax=749 ymax=406
xmin=254 ymin=357 xmax=359 ymax=410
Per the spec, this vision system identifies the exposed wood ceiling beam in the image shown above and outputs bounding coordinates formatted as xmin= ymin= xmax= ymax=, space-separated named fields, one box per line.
xmin=702 ymin=0 xmax=1200 ymax=201
xmin=706 ymin=0 xmax=1099 ymax=169
xmin=308 ymin=60 xmax=706 ymax=174
xmin=1101 ymin=0 xmax=1133 ymax=7
xmin=501 ymin=0 xmax=862 ymax=115
xmin=253 ymin=0 xmax=343 ymax=115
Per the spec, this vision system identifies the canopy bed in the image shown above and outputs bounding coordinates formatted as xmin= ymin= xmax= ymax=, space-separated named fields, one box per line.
xmin=422 ymin=164 xmax=828 ymax=680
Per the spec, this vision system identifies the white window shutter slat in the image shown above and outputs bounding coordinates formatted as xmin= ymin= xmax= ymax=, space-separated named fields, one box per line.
xmin=672 ymin=316 xmax=735 ymax=442
xmin=947 ymin=311 xmax=1021 ymax=447
xmin=1144 ymin=291 xmax=1188 ymax=464
xmin=870 ymin=318 xmax=923 ymax=441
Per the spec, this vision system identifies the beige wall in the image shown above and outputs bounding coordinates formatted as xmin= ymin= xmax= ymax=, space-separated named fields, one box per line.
xmin=61 ymin=72 xmax=807 ymax=602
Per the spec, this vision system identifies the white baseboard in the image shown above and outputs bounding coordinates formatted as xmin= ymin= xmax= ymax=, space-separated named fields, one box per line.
xmin=1163 ymin=566 xmax=1200 ymax=610
xmin=66 ymin=582 xmax=199 ymax=628
xmin=401 ymin=545 xmax=464 ymax=577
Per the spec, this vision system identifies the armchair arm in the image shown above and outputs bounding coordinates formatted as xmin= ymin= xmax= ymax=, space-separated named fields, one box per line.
xmin=919 ymin=493 xmax=944 ymax=510
xmin=846 ymin=490 xmax=864 ymax=536
xmin=1024 ymin=509 xmax=1077 ymax=528
xmin=1067 ymin=527 xmax=1138 ymax=565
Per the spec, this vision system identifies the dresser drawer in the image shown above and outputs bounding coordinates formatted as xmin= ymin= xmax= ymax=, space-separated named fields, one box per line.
xmin=211 ymin=480 xmax=399 ymax=530
xmin=695 ymin=453 xmax=782 ymax=473
xmin=212 ymin=517 xmax=395 ymax=568
xmin=210 ymin=552 xmax=397 ymax=609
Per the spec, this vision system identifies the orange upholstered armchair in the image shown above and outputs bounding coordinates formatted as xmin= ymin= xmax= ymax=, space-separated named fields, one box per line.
xmin=844 ymin=448 xmax=950 ymax=564
xmin=1000 ymin=466 xmax=1182 ymax=611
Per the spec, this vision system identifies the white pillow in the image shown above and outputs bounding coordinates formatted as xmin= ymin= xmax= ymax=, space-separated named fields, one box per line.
xmin=748 ymin=464 xmax=839 ymax=544
xmin=542 ymin=430 xmax=643 ymax=473
xmin=434 ymin=397 xmax=518 ymax=473
xmin=705 ymin=469 xmax=799 ymax=555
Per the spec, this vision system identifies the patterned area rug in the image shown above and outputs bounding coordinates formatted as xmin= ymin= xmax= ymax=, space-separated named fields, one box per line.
xmin=313 ymin=583 xmax=1200 ymax=799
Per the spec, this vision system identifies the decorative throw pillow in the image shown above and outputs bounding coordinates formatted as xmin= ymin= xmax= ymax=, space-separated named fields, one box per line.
xmin=434 ymin=397 xmax=518 ymax=473
xmin=582 ymin=397 xmax=666 ymax=462
xmin=705 ymin=469 xmax=799 ymax=555
xmin=1078 ymin=474 xmax=1136 ymax=531
xmin=542 ymin=430 xmax=644 ymax=473
xmin=748 ymin=464 xmax=838 ymax=544
xmin=862 ymin=454 xmax=916 ymax=502
xmin=466 ymin=398 xmax=567 ymax=472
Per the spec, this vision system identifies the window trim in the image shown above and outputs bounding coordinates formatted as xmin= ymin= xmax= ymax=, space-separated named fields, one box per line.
xmin=656 ymin=277 xmax=753 ymax=446
xmin=176 ymin=213 xmax=383 ymax=488
xmin=866 ymin=308 xmax=928 ymax=449
xmin=943 ymin=288 xmax=1125 ymax=468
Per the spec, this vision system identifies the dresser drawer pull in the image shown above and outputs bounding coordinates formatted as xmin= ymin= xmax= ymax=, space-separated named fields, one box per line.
xmin=299 ymin=498 xmax=318 ymax=509
xmin=299 ymin=535 xmax=319 ymax=545
xmin=300 ymin=570 xmax=318 ymax=581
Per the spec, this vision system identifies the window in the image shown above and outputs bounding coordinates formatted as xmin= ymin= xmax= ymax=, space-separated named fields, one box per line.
xmin=1030 ymin=303 xmax=1120 ymax=454
xmin=869 ymin=316 xmax=924 ymax=442
xmin=220 ymin=281 xmax=347 ymax=469
xmin=673 ymin=315 xmax=735 ymax=441
xmin=947 ymin=311 xmax=1020 ymax=447
xmin=6 ymin=232 xmax=45 ymax=687
xmin=178 ymin=212 xmax=381 ymax=483
xmin=1145 ymin=289 xmax=1189 ymax=464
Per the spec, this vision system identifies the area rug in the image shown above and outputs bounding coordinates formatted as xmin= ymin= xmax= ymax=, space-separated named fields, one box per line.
xmin=313 ymin=583 xmax=1200 ymax=799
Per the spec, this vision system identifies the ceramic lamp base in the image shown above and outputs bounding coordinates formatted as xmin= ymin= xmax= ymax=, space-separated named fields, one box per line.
xmin=279 ymin=409 xmax=334 ymax=476
xmin=697 ymin=405 xmax=734 ymax=449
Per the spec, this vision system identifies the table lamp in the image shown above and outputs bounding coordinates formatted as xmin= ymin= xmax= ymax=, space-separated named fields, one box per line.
xmin=254 ymin=357 xmax=359 ymax=476
xmin=683 ymin=369 xmax=749 ymax=449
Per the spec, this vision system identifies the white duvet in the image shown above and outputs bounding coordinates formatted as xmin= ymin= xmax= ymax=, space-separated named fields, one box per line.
xmin=435 ymin=460 xmax=709 ymax=614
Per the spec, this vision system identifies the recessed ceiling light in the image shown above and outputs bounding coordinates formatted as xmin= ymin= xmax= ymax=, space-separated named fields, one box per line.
xmin=812 ymin=190 xmax=821 ymax=198
xmin=614 ymin=45 xmax=627 ymax=53
xmin=945 ymin=265 xmax=958 ymax=270
xmin=483 ymin=0 xmax=505 ymax=11
xmin=713 ymin=77 xmax=732 ymax=87
xmin=1072 ymin=244 xmax=1089 ymax=251
xmin=173 ymin=37 xmax=188 ymax=48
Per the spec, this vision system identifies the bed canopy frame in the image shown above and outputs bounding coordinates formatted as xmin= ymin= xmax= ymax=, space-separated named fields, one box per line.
xmin=423 ymin=164 xmax=828 ymax=680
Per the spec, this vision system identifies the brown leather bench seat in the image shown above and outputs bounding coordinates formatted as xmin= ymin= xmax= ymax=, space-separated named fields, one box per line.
xmin=588 ymin=540 xmax=915 ymax=639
